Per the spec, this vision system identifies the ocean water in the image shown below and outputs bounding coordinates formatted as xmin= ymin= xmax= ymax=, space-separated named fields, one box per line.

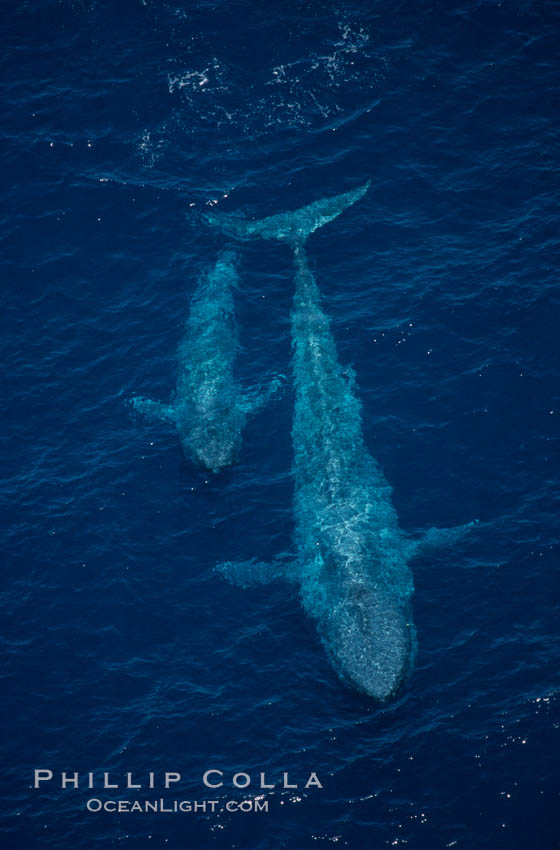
xmin=1 ymin=0 xmax=559 ymax=848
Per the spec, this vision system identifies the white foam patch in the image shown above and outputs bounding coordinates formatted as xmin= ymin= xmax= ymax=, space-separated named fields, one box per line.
xmin=164 ymin=19 xmax=390 ymax=140
xmin=136 ymin=126 xmax=169 ymax=168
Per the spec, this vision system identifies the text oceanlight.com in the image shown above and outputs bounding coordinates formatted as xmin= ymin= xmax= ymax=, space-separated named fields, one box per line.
xmin=86 ymin=798 xmax=269 ymax=813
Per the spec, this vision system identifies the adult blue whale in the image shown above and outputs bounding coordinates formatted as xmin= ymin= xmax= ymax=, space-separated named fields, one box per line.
xmin=131 ymin=250 xmax=282 ymax=473
xmin=211 ymin=185 xmax=475 ymax=700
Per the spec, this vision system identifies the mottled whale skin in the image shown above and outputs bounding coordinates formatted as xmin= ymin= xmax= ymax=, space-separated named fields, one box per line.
xmin=131 ymin=250 xmax=281 ymax=473
xmin=214 ymin=185 xmax=475 ymax=700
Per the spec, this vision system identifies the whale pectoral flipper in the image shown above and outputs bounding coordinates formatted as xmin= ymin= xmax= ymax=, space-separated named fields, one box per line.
xmin=241 ymin=374 xmax=286 ymax=417
xmin=129 ymin=396 xmax=177 ymax=424
xmin=405 ymin=519 xmax=479 ymax=560
xmin=217 ymin=554 xmax=298 ymax=589
xmin=216 ymin=559 xmax=282 ymax=589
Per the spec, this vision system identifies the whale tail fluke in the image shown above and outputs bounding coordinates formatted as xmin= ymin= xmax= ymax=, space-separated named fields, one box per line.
xmin=199 ymin=210 xmax=252 ymax=241
xmin=201 ymin=181 xmax=371 ymax=247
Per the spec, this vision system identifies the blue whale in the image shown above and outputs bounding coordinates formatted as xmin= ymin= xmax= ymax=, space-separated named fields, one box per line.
xmin=212 ymin=185 xmax=475 ymax=700
xmin=131 ymin=250 xmax=282 ymax=473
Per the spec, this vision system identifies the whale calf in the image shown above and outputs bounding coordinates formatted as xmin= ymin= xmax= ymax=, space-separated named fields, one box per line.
xmin=212 ymin=185 xmax=475 ymax=700
xmin=131 ymin=250 xmax=282 ymax=473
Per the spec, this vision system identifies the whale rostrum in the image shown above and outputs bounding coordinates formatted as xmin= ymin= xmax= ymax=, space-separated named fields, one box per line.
xmin=130 ymin=250 xmax=283 ymax=473
xmin=212 ymin=184 xmax=476 ymax=701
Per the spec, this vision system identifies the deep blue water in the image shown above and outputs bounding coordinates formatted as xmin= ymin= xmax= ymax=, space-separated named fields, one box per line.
xmin=2 ymin=0 xmax=559 ymax=848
